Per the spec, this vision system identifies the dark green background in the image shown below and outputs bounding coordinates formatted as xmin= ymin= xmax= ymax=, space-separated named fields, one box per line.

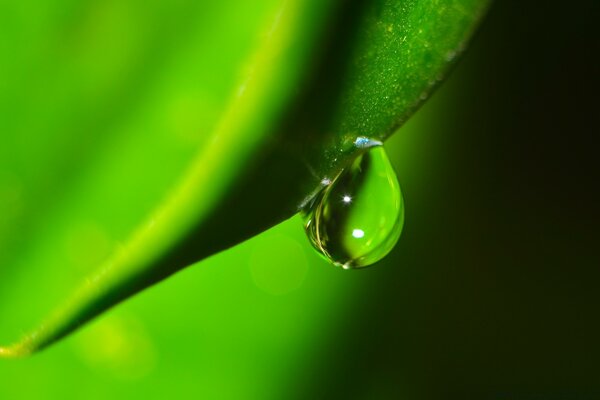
xmin=1 ymin=0 xmax=598 ymax=398
xmin=313 ymin=1 xmax=600 ymax=398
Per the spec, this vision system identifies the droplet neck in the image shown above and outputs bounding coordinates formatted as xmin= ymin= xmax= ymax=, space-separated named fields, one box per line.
xmin=299 ymin=136 xmax=383 ymax=212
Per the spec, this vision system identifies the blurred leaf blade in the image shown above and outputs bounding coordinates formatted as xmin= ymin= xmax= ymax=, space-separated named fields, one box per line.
xmin=0 ymin=0 xmax=489 ymax=356
xmin=0 ymin=0 xmax=340 ymax=356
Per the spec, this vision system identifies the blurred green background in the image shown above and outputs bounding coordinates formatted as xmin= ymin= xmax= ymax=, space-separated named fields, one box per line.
xmin=1 ymin=0 xmax=598 ymax=398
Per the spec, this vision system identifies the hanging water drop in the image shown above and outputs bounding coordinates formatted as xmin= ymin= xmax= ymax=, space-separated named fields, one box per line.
xmin=303 ymin=143 xmax=404 ymax=269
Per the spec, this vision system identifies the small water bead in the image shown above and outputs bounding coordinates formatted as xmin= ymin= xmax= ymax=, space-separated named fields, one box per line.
xmin=303 ymin=144 xmax=404 ymax=269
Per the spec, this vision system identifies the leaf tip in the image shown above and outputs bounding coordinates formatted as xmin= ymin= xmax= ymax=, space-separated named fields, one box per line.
xmin=0 ymin=343 xmax=32 ymax=359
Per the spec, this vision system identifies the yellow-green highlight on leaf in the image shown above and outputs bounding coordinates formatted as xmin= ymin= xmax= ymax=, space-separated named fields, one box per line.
xmin=0 ymin=0 xmax=490 ymax=357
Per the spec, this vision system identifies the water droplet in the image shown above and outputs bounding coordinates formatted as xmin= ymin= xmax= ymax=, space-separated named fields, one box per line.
xmin=303 ymin=144 xmax=404 ymax=269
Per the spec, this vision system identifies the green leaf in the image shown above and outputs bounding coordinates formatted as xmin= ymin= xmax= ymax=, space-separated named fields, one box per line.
xmin=0 ymin=0 xmax=489 ymax=357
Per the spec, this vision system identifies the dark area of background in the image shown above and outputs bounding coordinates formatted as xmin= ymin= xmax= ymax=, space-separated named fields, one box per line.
xmin=300 ymin=0 xmax=600 ymax=398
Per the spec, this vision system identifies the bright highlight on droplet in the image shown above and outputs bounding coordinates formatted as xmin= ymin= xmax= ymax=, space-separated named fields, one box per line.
xmin=352 ymin=229 xmax=365 ymax=238
xmin=354 ymin=136 xmax=382 ymax=148
xmin=302 ymin=142 xmax=404 ymax=269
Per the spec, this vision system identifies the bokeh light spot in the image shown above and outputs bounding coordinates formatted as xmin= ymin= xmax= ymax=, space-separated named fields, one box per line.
xmin=249 ymin=233 xmax=308 ymax=296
